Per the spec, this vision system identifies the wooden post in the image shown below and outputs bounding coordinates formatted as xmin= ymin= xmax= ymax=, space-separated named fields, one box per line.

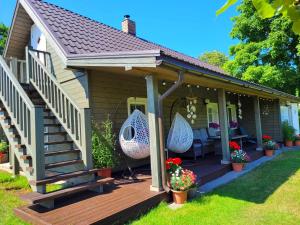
xmin=146 ymin=75 xmax=163 ymax=192
xmin=80 ymin=108 xmax=93 ymax=170
xmin=218 ymin=88 xmax=230 ymax=164
xmin=31 ymin=106 xmax=45 ymax=193
xmin=12 ymin=153 xmax=20 ymax=177
xmin=9 ymin=58 xmax=18 ymax=80
xmin=254 ymin=96 xmax=263 ymax=150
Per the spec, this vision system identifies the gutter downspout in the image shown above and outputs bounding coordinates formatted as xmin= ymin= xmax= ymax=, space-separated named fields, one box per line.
xmin=158 ymin=71 xmax=185 ymax=192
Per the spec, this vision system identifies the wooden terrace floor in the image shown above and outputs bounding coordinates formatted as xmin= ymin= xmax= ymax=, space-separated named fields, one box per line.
xmin=15 ymin=145 xmax=264 ymax=225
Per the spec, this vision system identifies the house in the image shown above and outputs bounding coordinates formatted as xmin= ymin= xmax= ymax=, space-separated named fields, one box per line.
xmin=1 ymin=0 xmax=300 ymax=213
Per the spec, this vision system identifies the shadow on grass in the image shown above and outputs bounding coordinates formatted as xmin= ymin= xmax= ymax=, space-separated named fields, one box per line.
xmin=207 ymin=151 xmax=300 ymax=204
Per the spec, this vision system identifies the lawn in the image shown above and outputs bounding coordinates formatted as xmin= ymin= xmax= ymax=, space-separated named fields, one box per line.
xmin=0 ymin=170 xmax=62 ymax=225
xmin=131 ymin=151 xmax=300 ymax=225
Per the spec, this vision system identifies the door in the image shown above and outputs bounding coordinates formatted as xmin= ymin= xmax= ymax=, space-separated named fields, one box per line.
xmin=31 ymin=24 xmax=47 ymax=64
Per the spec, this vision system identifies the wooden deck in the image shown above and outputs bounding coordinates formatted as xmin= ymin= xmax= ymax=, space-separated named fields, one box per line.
xmin=15 ymin=146 xmax=264 ymax=225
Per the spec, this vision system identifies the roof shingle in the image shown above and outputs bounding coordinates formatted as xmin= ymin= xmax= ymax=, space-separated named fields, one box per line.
xmin=26 ymin=0 xmax=225 ymax=74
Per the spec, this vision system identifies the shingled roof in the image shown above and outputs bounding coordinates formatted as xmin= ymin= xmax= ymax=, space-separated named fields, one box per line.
xmin=26 ymin=0 xmax=225 ymax=74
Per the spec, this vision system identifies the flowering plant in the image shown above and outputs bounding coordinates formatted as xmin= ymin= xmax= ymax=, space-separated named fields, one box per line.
xmin=209 ymin=122 xmax=220 ymax=129
xmin=170 ymin=168 xmax=197 ymax=191
xmin=294 ymin=134 xmax=300 ymax=141
xmin=262 ymin=135 xmax=272 ymax=143
xmin=166 ymin=158 xmax=182 ymax=175
xmin=229 ymin=141 xmax=240 ymax=152
xmin=231 ymin=150 xmax=250 ymax=163
xmin=263 ymin=140 xmax=277 ymax=150
xmin=229 ymin=121 xmax=238 ymax=129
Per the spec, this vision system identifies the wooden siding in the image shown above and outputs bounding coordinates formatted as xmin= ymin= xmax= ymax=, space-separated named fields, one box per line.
xmin=5 ymin=5 xmax=33 ymax=59
xmin=46 ymin=42 xmax=90 ymax=108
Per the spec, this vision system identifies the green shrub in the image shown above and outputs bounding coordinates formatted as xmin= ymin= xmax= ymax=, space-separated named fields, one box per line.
xmin=282 ymin=121 xmax=296 ymax=141
xmin=92 ymin=118 xmax=119 ymax=169
xmin=0 ymin=140 xmax=8 ymax=153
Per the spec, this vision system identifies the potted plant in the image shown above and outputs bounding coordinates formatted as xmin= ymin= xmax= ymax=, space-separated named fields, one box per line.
xmin=92 ymin=118 xmax=119 ymax=178
xmin=0 ymin=140 xmax=8 ymax=164
xmin=166 ymin=157 xmax=183 ymax=187
xmin=230 ymin=141 xmax=250 ymax=172
xmin=262 ymin=135 xmax=272 ymax=143
xmin=282 ymin=121 xmax=295 ymax=147
xmin=170 ymin=168 xmax=196 ymax=204
xmin=294 ymin=134 xmax=300 ymax=146
xmin=229 ymin=121 xmax=238 ymax=129
xmin=263 ymin=140 xmax=277 ymax=156
xmin=209 ymin=122 xmax=220 ymax=130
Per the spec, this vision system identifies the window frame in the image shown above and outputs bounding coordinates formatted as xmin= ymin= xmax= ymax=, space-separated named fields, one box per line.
xmin=227 ymin=104 xmax=237 ymax=129
xmin=206 ymin=102 xmax=220 ymax=128
xmin=127 ymin=97 xmax=148 ymax=116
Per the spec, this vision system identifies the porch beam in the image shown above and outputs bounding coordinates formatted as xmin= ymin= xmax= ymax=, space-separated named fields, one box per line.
xmin=218 ymin=88 xmax=230 ymax=164
xmin=254 ymin=96 xmax=263 ymax=150
xmin=146 ymin=75 xmax=163 ymax=192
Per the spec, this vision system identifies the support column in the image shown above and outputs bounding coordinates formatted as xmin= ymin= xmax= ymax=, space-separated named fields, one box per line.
xmin=12 ymin=153 xmax=20 ymax=177
xmin=254 ymin=96 xmax=263 ymax=150
xmin=146 ymin=75 xmax=163 ymax=192
xmin=218 ymin=88 xmax=230 ymax=164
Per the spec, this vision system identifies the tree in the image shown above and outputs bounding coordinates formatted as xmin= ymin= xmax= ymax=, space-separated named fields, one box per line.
xmin=0 ymin=23 xmax=9 ymax=55
xmin=223 ymin=0 xmax=300 ymax=95
xmin=217 ymin=0 xmax=300 ymax=35
xmin=199 ymin=51 xmax=229 ymax=68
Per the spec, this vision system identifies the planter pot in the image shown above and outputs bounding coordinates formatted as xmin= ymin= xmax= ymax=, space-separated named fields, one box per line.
xmin=97 ymin=168 xmax=112 ymax=178
xmin=295 ymin=140 xmax=300 ymax=146
xmin=0 ymin=153 xmax=8 ymax=164
xmin=232 ymin=163 xmax=244 ymax=172
xmin=285 ymin=140 xmax=294 ymax=147
xmin=172 ymin=190 xmax=187 ymax=204
xmin=187 ymin=187 xmax=198 ymax=199
xmin=265 ymin=149 xmax=274 ymax=157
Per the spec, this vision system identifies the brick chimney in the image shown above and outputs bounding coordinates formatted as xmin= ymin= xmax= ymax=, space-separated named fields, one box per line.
xmin=122 ymin=15 xmax=136 ymax=36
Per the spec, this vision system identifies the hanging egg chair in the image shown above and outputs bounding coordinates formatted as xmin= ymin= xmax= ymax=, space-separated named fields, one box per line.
xmin=119 ymin=109 xmax=150 ymax=159
xmin=167 ymin=113 xmax=193 ymax=153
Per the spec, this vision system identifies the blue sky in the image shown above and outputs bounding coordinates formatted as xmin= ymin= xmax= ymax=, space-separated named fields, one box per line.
xmin=0 ymin=0 xmax=238 ymax=58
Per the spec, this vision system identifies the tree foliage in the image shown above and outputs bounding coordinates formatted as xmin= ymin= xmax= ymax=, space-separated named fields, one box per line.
xmin=199 ymin=51 xmax=229 ymax=68
xmin=0 ymin=23 xmax=9 ymax=55
xmin=223 ymin=0 xmax=300 ymax=95
xmin=217 ymin=0 xmax=300 ymax=35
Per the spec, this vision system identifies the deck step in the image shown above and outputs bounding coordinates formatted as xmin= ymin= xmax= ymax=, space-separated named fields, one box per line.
xmin=44 ymin=116 xmax=56 ymax=120
xmin=45 ymin=140 xmax=73 ymax=146
xmin=22 ymin=178 xmax=114 ymax=205
xmin=45 ymin=159 xmax=83 ymax=169
xmin=44 ymin=131 xmax=67 ymax=136
xmin=45 ymin=149 xmax=80 ymax=157
xmin=29 ymin=168 xmax=103 ymax=185
xmin=44 ymin=124 xmax=61 ymax=127
xmin=20 ymin=155 xmax=31 ymax=160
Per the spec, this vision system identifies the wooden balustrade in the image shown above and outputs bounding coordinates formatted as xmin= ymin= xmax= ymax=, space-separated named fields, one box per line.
xmin=27 ymin=47 xmax=93 ymax=169
xmin=0 ymin=56 xmax=45 ymax=180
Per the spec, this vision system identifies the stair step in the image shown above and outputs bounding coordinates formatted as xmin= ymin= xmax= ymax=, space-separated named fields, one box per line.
xmin=45 ymin=140 xmax=73 ymax=146
xmin=45 ymin=159 xmax=83 ymax=169
xmin=22 ymin=178 xmax=114 ymax=205
xmin=4 ymin=124 xmax=15 ymax=129
xmin=44 ymin=131 xmax=67 ymax=136
xmin=15 ymin=144 xmax=25 ymax=149
xmin=26 ymin=167 xmax=34 ymax=173
xmin=44 ymin=124 xmax=61 ymax=127
xmin=20 ymin=155 xmax=31 ymax=160
xmin=44 ymin=116 xmax=56 ymax=120
xmin=29 ymin=168 xmax=103 ymax=185
xmin=45 ymin=149 xmax=80 ymax=157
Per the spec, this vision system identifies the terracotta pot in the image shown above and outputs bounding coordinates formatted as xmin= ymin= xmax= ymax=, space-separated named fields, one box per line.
xmin=97 ymin=168 xmax=112 ymax=178
xmin=172 ymin=190 xmax=187 ymax=204
xmin=232 ymin=163 xmax=244 ymax=172
xmin=295 ymin=140 xmax=300 ymax=146
xmin=0 ymin=153 xmax=8 ymax=164
xmin=285 ymin=140 xmax=294 ymax=147
xmin=265 ymin=149 xmax=274 ymax=157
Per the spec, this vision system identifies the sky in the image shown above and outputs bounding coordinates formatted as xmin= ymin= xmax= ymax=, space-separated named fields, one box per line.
xmin=0 ymin=0 xmax=239 ymax=58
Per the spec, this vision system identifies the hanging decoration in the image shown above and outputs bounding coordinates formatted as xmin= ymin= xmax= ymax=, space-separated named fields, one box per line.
xmin=167 ymin=113 xmax=193 ymax=153
xmin=119 ymin=109 xmax=150 ymax=159
xmin=238 ymin=96 xmax=243 ymax=120
xmin=262 ymin=102 xmax=270 ymax=116
xmin=186 ymin=97 xmax=198 ymax=124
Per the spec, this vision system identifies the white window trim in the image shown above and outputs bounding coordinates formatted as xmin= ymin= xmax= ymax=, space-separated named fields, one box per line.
xmin=127 ymin=97 xmax=148 ymax=116
xmin=227 ymin=104 xmax=238 ymax=129
xmin=206 ymin=102 xmax=219 ymax=128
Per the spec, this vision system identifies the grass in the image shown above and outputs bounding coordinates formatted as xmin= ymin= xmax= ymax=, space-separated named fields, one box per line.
xmin=0 ymin=170 xmax=63 ymax=225
xmin=131 ymin=151 xmax=300 ymax=225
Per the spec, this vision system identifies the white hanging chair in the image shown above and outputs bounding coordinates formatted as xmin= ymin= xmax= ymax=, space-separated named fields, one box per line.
xmin=167 ymin=113 xmax=193 ymax=153
xmin=119 ymin=109 xmax=150 ymax=159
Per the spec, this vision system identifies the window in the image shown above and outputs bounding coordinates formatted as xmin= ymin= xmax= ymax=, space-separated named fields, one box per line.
xmin=207 ymin=103 xmax=219 ymax=127
xmin=227 ymin=104 xmax=237 ymax=128
xmin=127 ymin=97 xmax=147 ymax=116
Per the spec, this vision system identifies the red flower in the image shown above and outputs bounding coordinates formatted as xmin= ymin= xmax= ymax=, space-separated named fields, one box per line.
xmin=0 ymin=153 xmax=3 ymax=159
xmin=229 ymin=141 xmax=240 ymax=151
xmin=172 ymin=158 xmax=182 ymax=166
xmin=262 ymin=135 xmax=272 ymax=142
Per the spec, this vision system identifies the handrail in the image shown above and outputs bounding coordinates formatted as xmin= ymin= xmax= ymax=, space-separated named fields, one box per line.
xmin=27 ymin=47 xmax=93 ymax=169
xmin=0 ymin=56 xmax=44 ymax=181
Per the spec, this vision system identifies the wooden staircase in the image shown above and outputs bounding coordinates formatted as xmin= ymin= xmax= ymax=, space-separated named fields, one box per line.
xmin=0 ymin=49 xmax=113 ymax=209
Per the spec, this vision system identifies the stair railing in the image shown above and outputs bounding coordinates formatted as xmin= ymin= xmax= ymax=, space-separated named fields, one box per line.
xmin=0 ymin=56 xmax=45 ymax=181
xmin=26 ymin=47 xmax=93 ymax=170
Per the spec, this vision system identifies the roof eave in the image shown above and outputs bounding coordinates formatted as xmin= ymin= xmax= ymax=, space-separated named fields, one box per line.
xmin=159 ymin=55 xmax=300 ymax=102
